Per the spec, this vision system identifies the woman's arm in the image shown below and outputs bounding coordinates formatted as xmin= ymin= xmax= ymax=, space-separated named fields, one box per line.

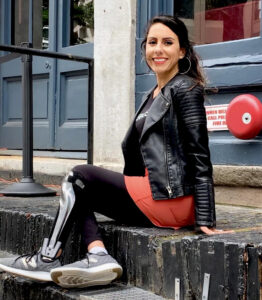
xmin=176 ymin=80 xmax=234 ymax=234
xmin=200 ymin=226 xmax=234 ymax=235
xmin=176 ymin=81 xmax=215 ymax=227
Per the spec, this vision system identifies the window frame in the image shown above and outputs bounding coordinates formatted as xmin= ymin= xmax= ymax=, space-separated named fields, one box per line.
xmin=0 ymin=0 xmax=12 ymax=45
xmin=193 ymin=0 xmax=262 ymax=87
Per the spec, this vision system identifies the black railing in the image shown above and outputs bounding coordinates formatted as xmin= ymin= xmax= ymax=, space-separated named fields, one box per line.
xmin=0 ymin=44 xmax=94 ymax=196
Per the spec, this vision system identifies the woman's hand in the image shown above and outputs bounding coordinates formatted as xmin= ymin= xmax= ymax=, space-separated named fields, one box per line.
xmin=199 ymin=226 xmax=235 ymax=235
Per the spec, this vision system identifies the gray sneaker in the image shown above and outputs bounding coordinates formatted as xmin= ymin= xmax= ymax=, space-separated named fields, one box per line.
xmin=0 ymin=252 xmax=61 ymax=282
xmin=50 ymin=252 xmax=123 ymax=288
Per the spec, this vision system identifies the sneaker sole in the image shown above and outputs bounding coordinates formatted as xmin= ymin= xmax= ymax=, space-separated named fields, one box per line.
xmin=0 ymin=263 xmax=52 ymax=282
xmin=50 ymin=263 xmax=123 ymax=288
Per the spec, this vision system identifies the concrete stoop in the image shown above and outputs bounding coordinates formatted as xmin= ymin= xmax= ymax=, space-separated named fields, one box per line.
xmin=0 ymin=182 xmax=262 ymax=299
xmin=0 ymin=275 xmax=166 ymax=300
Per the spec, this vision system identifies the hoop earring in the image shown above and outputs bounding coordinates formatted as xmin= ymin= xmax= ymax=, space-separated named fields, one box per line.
xmin=179 ymin=57 xmax=191 ymax=75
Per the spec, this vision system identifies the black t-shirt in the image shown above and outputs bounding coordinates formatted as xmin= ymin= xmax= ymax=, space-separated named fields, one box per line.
xmin=135 ymin=92 xmax=155 ymax=138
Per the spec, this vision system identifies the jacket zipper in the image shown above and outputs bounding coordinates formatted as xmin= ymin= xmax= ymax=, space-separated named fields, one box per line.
xmin=163 ymin=123 xmax=172 ymax=198
xmin=166 ymin=185 xmax=172 ymax=198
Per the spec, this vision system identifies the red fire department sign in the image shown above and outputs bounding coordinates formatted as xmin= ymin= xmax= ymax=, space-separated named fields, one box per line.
xmin=205 ymin=104 xmax=228 ymax=131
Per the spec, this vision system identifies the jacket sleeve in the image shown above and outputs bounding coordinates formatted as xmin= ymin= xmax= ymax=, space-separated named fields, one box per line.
xmin=176 ymin=81 xmax=216 ymax=227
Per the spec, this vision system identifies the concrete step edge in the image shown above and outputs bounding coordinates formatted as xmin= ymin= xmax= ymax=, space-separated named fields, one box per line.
xmin=1 ymin=204 xmax=262 ymax=298
xmin=0 ymin=272 xmax=168 ymax=300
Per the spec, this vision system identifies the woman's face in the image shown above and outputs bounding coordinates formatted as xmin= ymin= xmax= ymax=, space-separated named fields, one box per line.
xmin=145 ymin=23 xmax=185 ymax=80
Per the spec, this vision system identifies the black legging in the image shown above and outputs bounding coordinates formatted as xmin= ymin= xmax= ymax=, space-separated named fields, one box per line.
xmin=56 ymin=164 xmax=153 ymax=248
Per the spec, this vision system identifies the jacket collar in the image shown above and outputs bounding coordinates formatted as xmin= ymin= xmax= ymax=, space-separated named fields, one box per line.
xmin=135 ymin=72 xmax=185 ymax=114
xmin=134 ymin=73 xmax=188 ymax=142
xmin=139 ymin=91 xmax=170 ymax=142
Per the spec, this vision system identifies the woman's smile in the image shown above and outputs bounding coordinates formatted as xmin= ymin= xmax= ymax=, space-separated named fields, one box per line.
xmin=145 ymin=23 xmax=185 ymax=87
xmin=152 ymin=57 xmax=168 ymax=65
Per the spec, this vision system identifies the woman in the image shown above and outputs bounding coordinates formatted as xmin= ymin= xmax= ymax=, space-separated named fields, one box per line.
xmin=0 ymin=15 xmax=232 ymax=288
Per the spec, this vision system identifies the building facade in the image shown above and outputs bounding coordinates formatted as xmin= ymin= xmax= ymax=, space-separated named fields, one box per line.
xmin=0 ymin=0 xmax=262 ymax=173
xmin=135 ymin=0 xmax=262 ymax=167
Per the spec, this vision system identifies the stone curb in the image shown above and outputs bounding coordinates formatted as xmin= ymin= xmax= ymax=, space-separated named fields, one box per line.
xmin=0 ymin=155 xmax=262 ymax=187
xmin=1 ymin=203 xmax=262 ymax=299
xmin=214 ymin=165 xmax=262 ymax=187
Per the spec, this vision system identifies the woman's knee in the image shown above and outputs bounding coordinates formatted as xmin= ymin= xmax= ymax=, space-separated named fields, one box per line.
xmin=72 ymin=164 xmax=90 ymax=174
xmin=71 ymin=164 xmax=99 ymax=185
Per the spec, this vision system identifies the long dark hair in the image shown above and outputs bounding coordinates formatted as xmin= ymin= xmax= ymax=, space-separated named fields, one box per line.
xmin=141 ymin=15 xmax=205 ymax=85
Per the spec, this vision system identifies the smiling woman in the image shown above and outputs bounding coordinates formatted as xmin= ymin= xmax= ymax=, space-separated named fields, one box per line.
xmin=145 ymin=23 xmax=185 ymax=93
xmin=141 ymin=15 xmax=205 ymax=88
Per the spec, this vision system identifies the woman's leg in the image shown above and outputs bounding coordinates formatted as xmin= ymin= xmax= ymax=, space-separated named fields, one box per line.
xmin=72 ymin=164 xmax=152 ymax=250
xmin=0 ymin=164 xmax=147 ymax=285
xmin=49 ymin=164 xmax=151 ymax=288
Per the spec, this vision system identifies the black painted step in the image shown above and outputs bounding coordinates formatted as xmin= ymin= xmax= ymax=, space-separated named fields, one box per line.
xmin=0 ymin=273 xmax=167 ymax=300
xmin=0 ymin=191 xmax=262 ymax=299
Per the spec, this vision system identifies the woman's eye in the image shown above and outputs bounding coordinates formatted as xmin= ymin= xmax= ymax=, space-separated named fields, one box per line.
xmin=148 ymin=40 xmax=156 ymax=45
xmin=164 ymin=40 xmax=173 ymax=45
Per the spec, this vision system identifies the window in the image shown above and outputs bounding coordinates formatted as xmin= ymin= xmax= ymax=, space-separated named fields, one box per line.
xmin=175 ymin=0 xmax=261 ymax=45
xmin=42 ymin=0 xmax=49 ymax=49
xmin=11 ymin=0 xmax=49 ymax=49
xmin=70 ymin=0 xmax=94 ymax=45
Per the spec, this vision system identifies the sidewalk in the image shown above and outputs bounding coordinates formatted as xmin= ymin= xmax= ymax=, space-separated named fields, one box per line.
xmin=0 ymin=154 xmax=262 ymax=206
xmin=0 ymin=154 xmax=86 ymax=185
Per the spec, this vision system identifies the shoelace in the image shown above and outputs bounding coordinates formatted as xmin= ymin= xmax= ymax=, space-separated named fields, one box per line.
xmin=15 ymin=250 xmax=39 ymax=264
xmin=84 ymin=253 xmax=90 ymax=265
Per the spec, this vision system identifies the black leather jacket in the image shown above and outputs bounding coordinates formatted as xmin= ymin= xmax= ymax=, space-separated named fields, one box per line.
xmin=121 ymin=74 xmax=216 ymax=227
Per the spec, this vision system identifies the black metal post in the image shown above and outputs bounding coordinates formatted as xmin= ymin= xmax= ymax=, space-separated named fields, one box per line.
xmin=22 ymin=49 xmax=34 ymax=181
xmin=1 ymin=45 xmax=56 ymax=196
xmin=88 ymin=60 xmax=94 ymax=165
xmin=1 ymin=0 xmax=56 ymax=196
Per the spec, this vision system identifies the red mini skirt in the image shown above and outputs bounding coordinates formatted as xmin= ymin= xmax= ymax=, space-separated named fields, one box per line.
xmin=124 ymin=169 xmax=195 ymax=230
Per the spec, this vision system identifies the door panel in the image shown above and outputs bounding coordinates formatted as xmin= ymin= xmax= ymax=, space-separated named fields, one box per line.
xmin=0 ymin=0 xmax=54 ymax=149
xmin=0 ymin=72 xmax=51 ymax=149
xmin=1 ymin=75 xmax=22 ymax=148
xmin=55 ymin=69 xmax=89 ymax=150
xmin=0 ymin=0 xmax=94 ymax=150
xmin=55 ymin=0 xmax=93 ymax=150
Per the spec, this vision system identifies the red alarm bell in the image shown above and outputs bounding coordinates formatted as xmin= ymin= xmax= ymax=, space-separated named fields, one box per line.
xmin=226 ymin=94 xmax=262 ymax=139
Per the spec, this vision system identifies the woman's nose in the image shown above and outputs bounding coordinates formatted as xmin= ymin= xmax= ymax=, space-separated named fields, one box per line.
xmin=154 ymin=42 xmax=163 ymax=54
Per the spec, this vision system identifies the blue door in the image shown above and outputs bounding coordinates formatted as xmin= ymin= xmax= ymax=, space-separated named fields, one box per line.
xmin=54 ymin=0 xmax=93 ymax=150
xmin=0 ymin=0 xmax=93 ymax=151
